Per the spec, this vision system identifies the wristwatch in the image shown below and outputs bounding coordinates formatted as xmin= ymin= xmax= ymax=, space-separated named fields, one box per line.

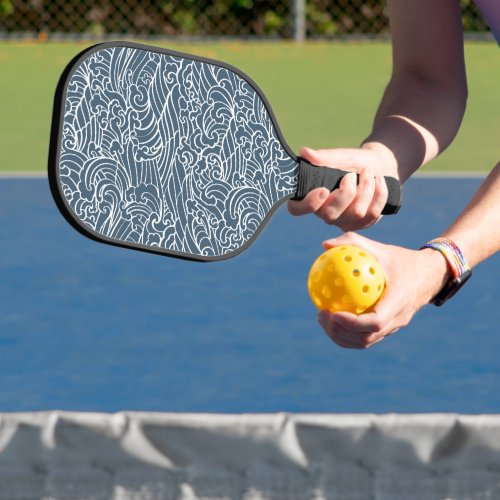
xmin=421 ymin=238 xmax=472 ymax=306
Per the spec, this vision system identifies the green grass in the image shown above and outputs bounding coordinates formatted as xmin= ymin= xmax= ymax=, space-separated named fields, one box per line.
xmin=0 ymin=40 xmax=497 ymax=172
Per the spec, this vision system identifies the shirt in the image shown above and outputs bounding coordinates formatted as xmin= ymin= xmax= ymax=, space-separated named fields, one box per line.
xmin=473 ymin=0 xmax=500 ymax=45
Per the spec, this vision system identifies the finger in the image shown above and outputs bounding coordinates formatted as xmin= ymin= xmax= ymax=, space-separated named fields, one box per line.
xmin=319 ymin=311 xmax=372 ymax=349
xmin=330 ymin=316 xmax=391 ymax=349
xmin=364 ymin=335 xmax=386 ymax=348
xmin=315 ymin=172 xmax=357 ymax=224
xmin=319 ymin=310 xmax=391 ymax=349
xmin=321 ymin=323 xmax=365 ymax=349
xmin=329 ymin=168 xmax=388 ymax=231
xmin=343 ymin=164 xmax=376 ymax=221
xmin=330 ymin=311 xmax=385 ymax=335
xmin=330 ymin=324 xmax=371 ymax=348
xmin=332 ymin=297 xmax=401 ymax=339
xmin=363 ymin=174 xmax=389 ymax=223
xmin=298 ymin=146 xmax=325 ymax=166
xmin=330 ymin=336 xmax=365 ymax=349
xmin=328 ymin=326 xmax=381 ymax=349
xmin=299 ymin=146 xmax=367 ymax=171
xmin=360 ymin=328 xmax=399 ymax=348
xmin=322 ymin=231 xmax=370 ymax=251
xmin=288 ymin=188 xmax=330 ymax=216
xmin=385 ymin=328 xmax=400 ymax=337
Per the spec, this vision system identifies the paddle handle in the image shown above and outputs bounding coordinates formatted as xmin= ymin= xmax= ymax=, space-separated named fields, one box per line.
xmin=292 ymin=157 xmax=402 ymax=215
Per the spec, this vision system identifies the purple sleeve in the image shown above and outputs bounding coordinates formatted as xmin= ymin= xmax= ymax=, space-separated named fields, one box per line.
xmin=473 ymin=0 xmax=500 ymax=45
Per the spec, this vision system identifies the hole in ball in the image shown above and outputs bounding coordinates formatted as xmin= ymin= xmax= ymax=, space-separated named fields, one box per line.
xmin=313 ymin=294 xmax=322 ymax=308
xmin=352 ymin=269 xmax=360 ymax=277
xmin=342 ymin=295 xmax=351 ymax=304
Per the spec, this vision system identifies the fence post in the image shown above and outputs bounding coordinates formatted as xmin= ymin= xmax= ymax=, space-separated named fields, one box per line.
xmin=292 ymin=0 xmax=306 ymax=42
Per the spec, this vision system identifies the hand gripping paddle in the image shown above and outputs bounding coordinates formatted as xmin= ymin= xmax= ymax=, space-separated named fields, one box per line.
xmin=48 ymin=41 xmax=401 ymax=261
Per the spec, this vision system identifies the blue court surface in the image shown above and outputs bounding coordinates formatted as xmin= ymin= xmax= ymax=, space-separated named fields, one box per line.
xmin=0 ymin=176 xmax=498 ymax=413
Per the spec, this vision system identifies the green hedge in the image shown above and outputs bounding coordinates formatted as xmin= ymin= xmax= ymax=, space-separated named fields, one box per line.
xmin=0 ymin=0 xmax=490 ymax=37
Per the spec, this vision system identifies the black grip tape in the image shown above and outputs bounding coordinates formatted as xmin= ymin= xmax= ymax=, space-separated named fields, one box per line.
xmin=292 ymin=158 xmax=402 ymax=215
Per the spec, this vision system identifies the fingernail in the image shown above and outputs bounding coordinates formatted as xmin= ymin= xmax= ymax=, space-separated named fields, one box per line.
xmin=341 ymin=172 xmax=354 ymax=186
xmin=319 ymin=189 xmax=329 ymax=201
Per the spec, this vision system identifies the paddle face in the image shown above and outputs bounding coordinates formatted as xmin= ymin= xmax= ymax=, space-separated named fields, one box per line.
xmin=49 ymin=42 xmax=299 ymax=261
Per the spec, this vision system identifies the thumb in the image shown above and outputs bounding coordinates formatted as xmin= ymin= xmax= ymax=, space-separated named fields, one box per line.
xmin=322 ymin=231 xmax=368 ymax=250
xmin=299 ymin=147 xmax=365 ymax=170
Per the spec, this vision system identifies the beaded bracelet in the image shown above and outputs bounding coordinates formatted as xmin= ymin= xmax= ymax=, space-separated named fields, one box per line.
xmin=421 ymin=238 xmax=470 ymax=278
xmin=421 ymin=238 xmax=472 ymax=306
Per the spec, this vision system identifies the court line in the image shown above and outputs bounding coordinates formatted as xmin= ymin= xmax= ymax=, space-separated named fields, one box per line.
xmin=0 ymin=170 xmax=489 ymax=179
xmin=0 ymin=171 xmax=48 ymax=178
xmin=414 ymin=170 xmax=487 ymax=178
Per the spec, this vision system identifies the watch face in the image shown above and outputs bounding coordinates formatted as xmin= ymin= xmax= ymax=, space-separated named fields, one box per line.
xmin=432 ymin=269 xmax=472 ymax=306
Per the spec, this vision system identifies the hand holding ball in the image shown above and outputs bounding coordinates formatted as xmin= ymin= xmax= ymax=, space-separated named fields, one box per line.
xmin=308 ymin=245 xmax=385 ymax=314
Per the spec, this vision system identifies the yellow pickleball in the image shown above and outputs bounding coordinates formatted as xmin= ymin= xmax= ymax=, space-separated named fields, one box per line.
xmin=308 ymin=245 xmax=385 ymax=314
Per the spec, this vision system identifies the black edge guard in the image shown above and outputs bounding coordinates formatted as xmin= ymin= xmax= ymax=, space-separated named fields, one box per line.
xmin=292 ymin=158 xmax=402 ymax=215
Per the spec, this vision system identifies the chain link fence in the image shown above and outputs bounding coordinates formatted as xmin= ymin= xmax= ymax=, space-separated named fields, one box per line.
xmin=0 ymin=0 xmax=491 ymax=40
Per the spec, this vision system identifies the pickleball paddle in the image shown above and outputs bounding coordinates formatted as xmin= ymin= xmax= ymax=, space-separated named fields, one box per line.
xmin=48 ymin=41 xmax=401 ymax=261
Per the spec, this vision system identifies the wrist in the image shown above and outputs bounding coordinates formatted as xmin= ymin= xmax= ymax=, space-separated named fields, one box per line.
xmin=361 ymin=141 xmax=399 ymax=178
xmin=418 ymin=248 xmax=453 ymax=303
xmin=420 ymin=238 xmax=472 ymax=306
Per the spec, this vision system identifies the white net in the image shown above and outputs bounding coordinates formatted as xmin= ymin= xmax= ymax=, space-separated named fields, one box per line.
xmin=0 ymin=412 xmax=500 ymax=499
xmin=0 ymin=0 xmax=489 ymax=39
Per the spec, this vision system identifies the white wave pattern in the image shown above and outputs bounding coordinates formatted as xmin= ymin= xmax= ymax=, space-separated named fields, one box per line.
xmin=58 ymin=46 xmax=298 ymax=257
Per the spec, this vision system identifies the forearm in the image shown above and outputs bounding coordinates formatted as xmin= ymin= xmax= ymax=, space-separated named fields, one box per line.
xmin=362 ymin=73 xmax=467 ymax=182
xmin=418 ymin=162 xmax=500 ymax=303
xmin=441 ymin=162 xmax=500 ymax=267
xmin=361 ymin=0 xmax=467 ymax=183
